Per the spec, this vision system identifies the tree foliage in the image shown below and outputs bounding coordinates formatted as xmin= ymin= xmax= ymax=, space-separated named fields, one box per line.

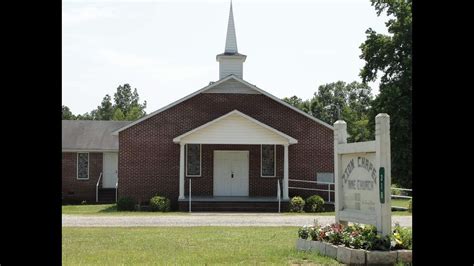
xmin=282 ymin=96 xmax=311 ymax=114
xmin=95 ymin=95 xmax=114 ymax=120
xmin=63 ymin=83 xmax=147 ymax=121
xmin=62 ymin=105 xmax=75 ymax=120
xmin=284 ymin=81 xmax=374 ymax=143
xmin=360 ymin=0 xmax=412 ymax=188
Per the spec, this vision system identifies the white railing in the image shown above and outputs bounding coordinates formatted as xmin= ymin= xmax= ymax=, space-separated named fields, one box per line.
xmin=277 ymin=179 xmax=281 ymax=213
xmin=391 ymin=187 xmax=412 ymax=210
xmin=189 ymin=178 xmax=192 ymax=213
xmin=96 ymin=172 xmax=103 ymax=203
xmin=288 ymin=179 xmax=335 ymax=203
xmin=391 ymin=187 xmax=412 ymax=199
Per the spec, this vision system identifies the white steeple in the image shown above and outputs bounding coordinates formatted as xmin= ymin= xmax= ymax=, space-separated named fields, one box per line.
xmin=224 ymin=1 xmax=238 ymax=53
xmin=216 ymin=1 xmax=246 ymax=79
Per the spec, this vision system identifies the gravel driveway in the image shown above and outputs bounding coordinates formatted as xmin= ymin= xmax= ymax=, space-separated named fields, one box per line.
xmin=62 ymin=213 xmax=411 ymax=227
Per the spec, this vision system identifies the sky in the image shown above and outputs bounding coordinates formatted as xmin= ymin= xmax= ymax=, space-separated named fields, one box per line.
xmin=62 ymin=0 xmax=389 ymax=115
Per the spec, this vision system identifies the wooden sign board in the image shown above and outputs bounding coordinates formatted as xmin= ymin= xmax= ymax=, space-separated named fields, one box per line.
xmin=334 ymin=114 xmax=391 ymax=236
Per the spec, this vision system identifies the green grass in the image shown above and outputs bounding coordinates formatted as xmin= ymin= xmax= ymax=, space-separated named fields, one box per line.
xmin=392 ymin=198 xmax=410 ymax=209
xmin=62 ymin=227 xmax=339 ymax=265
xmin=62 ymin=204 xmax=185 ymax=215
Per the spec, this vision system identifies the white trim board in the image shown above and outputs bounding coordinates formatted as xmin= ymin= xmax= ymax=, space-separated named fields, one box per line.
xmin=173 ymin=110 xmax=298 ymax=145
xmin=112 ymin=75 xmax=333 ymax=135
xmin=63 ymin=149 xmax=118 ymax=153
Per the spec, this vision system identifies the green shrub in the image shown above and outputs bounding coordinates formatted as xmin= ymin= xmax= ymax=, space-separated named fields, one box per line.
xmin=391 ymin=183 xmax=402 ymax=196
xmin=289 ymin=196 xmax=305 ymax=212
xmin=117 ymin=197 xmax=136 ymax=211
xmin=305 ymin=195 xmax=325 ymax=212
xmin=391 ymin=223 xmax=412 ymax=250
xmin=298 ymin=226 xmax=310 ymax=239
xmin=149 ymin=195 xmax=171 ymax=212
xmin=408 ymin=199 xmax=412 ymax=213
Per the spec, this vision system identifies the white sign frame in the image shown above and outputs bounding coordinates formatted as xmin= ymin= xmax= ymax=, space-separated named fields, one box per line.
xmin=334 ymin=113 xmax=391 ymax=236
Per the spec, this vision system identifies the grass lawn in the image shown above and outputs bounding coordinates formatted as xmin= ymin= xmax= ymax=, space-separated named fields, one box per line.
xmin=62 ymin=204 xmax=185 ymax=216
xmin=62 ymin=227 xmax=339 ymax=265
xmin=392 ymin=198 xmax=410 ymax=209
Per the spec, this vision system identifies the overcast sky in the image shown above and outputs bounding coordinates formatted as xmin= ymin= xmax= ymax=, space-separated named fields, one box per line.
xmin=62 ymin=0 xmax=389 ymax=115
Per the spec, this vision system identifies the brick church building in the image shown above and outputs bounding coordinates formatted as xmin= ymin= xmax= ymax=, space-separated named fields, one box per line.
xmin=62 ymin=3 xmax=334 ymax=211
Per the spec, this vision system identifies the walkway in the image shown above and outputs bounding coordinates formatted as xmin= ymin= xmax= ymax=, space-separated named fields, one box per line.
xmin=62 ymin=213 xmax=411 ymax=227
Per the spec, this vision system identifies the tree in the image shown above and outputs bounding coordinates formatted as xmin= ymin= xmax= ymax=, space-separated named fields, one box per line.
xmin=112 ymin=108 xmax=125 ymax=121
xmin=283 ymin=81 xmax=373 ymax=143
xmin=359 ymin=0 xmax=412 ymax=188
xmin=310 ymin=81 xmax=373 ymax=142
xmin=113 ymin=84 xmax=147 ymax=119
xmin=282 ymin=96 xmax=311 ymax=114
xmin=65 ymin=84 xmax=147 ymax=121
xmin=95 ymin=94 xmax=114 ymax=120
xmin=125 ymin=106 xmax=143 ymax=121
xmin=62 ymin=105 xmax=75 ymax=120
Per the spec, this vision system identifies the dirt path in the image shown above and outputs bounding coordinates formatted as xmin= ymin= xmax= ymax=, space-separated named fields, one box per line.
xmin=62 ymin=213 xmax=412 ymax=227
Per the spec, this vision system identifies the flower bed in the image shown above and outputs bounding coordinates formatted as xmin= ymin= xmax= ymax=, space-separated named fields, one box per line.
xmin=296 ymin=221 xmax=412 ymax=264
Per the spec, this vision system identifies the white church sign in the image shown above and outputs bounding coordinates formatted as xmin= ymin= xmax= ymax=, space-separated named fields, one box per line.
xmin=334 ymin=113 xmax=391 ymax=236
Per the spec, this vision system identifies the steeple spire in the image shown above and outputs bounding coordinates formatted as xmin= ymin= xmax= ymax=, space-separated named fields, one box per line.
xmin=225 ymin=1 xmax=238 ymax=54
xmin=216 ymin=1 xmax=247 ymax=79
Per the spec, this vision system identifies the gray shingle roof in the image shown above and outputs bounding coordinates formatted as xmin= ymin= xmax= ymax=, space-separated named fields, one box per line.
xmin=62 ymin=120 xmax=131 ymax=151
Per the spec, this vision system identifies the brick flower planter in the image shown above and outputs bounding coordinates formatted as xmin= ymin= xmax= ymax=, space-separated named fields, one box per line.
xmin=397 ymin=249 xmax=412 ymax=264
xmin=366 ymin=250 xmax=397 ymax=265
xmin=295 ymin=238 xmax=412 ymax=264
xmin=337 ymin=245 xmax=365 ymax=265
xmin=295 ymin=239 xmax=311 ymax=251
xmin=324 ymin=242 xmax=338 ymax=259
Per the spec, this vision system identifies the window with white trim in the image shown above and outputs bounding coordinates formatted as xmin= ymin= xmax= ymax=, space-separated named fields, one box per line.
xmin=261 ymin=144 xmax=276 ymax=177
xmin=186 ymin=144 xmax=201 ymax=176
xmin=77 ymin=153 xmax=89 ymax=180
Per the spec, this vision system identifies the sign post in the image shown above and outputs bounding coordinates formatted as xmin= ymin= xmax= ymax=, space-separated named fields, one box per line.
xmin=334 ymin=113 xmax=391 ymax=236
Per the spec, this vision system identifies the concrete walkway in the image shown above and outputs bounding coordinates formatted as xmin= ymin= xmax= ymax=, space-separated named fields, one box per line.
xmin=62 ymin=213 xmax=411 ymax=227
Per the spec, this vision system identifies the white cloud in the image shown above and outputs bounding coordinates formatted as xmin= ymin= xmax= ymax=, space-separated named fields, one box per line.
xmin=62 ymin=5 xmax=118 ymax=25
xmin=97 ymin=49 xmax=213 ymax=80
xmin=303 ymin=48 xmax=337 ymax=56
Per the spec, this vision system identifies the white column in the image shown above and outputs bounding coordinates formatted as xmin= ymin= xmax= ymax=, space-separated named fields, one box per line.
xmin=179 ymin=143 xmax=185 ymax=200
xmin=376 ymin=113 xmax=391 ymax=236
xmin=334 ymin=120 xmax=347 ymax=225
xmin=283 ymin=144 xmax=289 ymax=200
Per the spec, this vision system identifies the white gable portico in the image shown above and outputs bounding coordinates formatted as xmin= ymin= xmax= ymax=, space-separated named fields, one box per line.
xmin=173 ymin=110 xmax=297 ymax=200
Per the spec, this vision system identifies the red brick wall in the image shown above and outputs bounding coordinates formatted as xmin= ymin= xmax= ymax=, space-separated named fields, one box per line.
xmin=119 ymin=93 xmax=334 ymax=208
xmin=62 ymin=152 xmax=103 ymax=203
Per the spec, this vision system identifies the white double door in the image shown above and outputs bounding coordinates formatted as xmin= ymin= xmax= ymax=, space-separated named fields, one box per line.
xmin=102 ymin=152 xmax=118 ymax=188
xmin=213 ymin=151 xmax=249 ymax=196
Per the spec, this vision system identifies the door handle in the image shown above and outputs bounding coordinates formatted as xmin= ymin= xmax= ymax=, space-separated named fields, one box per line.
xmin=231 ymin=172 xmax=234 ymax=178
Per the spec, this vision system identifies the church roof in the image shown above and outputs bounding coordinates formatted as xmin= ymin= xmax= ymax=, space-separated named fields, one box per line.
xmin=112 ymin=75 xmax=333 ymax=135
xmin=62 ymin=120 xmax=131 ymax=151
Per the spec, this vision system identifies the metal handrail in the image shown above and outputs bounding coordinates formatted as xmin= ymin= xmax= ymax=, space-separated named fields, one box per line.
xmin=289 ymin=179 xmax=334 ymax=185
xmin=115 ymin=179 xmax=118 ymax=203
xmin=96 ymin=172 xmax=103 ymax=203
xmin=277 ymin=179 xmax=281 ymax=213
xmin=189 ymin=178 xmax=192 ymax=213
xmin=288 ymin=179 xmax=335 ymax=203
